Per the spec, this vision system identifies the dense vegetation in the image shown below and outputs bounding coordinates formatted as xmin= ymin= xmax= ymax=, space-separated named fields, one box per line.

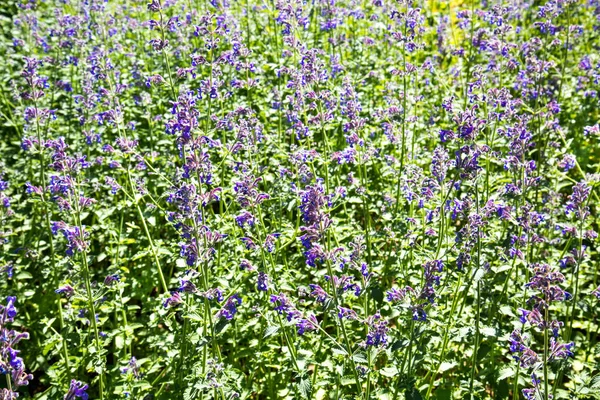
xmin=1 ymin=0 xmax=600 ymax=399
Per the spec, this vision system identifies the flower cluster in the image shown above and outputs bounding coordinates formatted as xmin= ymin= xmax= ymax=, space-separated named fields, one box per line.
xmin=0 ymin=297 xmax=33 ymax=399
xmin=2 ymin=0 xmax=600 ymax=399
xmin=509 ymin=263 xmax=574 ymax=399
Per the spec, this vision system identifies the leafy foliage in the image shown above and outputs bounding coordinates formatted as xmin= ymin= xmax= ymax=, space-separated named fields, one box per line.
xmin=0 ymin=0 xmax=599 ymax=399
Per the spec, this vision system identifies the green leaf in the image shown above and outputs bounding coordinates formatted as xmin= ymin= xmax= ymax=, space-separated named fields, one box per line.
xmin=405 ymin=387 xmax=423 ymax=400
xmin=498 ymin=367 xmax=514 ymax=381
xmin=42 ymin=336 xmax=59 ymax=356
xmin=473 ymin=268 xmax=486 ymax=282
xmin=499 ymin=305 xmax=514 ymax=317
xmin=591 ymin=374 xmax=600 ymax=388
xmin=332 ymin=347 xmax=348 ymax=357
xmin=380 ymin=366 xmax=399 ymax=377
xmin=186 ymin=313 xmax=205 ymax=322
xmin=15 ymin=271 xmax=32 ymax=279
xmin=264 ymin=325 xmax=279 ymax=338
xmin=341 ymin=376 xmax=356 ymax=386
xmin=214 ymin=318 xmax=230 ymax=335
xmin=352 ymin=352 xmax=368 ymax=364
xmin=287 ymin=200 xmax=296 ymax=212
xmin=481 ymin=326 xmax=496 ymax=337
xmin=439 ymin=361 xmax=457 ymax=372
xmin=298 ymin=377 xmax=312 ymax=399
xmin=434 ymin=389 xmax=452 ymax=400
xmin=115 ymin=335 xmax=124 ymax=350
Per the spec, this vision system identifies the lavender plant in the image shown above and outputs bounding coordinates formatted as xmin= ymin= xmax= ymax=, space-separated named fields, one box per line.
xmin=0 ymin=0 xmax=599 ymax=398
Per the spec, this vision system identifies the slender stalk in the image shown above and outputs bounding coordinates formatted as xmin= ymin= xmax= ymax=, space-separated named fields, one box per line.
xmin=425 ymin=274 xmax=462 ymax=400
xmin=126 ymin=167 xmax=168 ymax=293
xmin=157 ymin=6 xmax=177 ymax=100
xmin=324 ymin=231 xmax=362 ymax=398
xmin=469 ymin=280 xmax=480 ymax=398
xmin=70 ymin=179 xmax=105 ymax=399
xmin=543 ymin=306 xmax=549 ymax=400
xmin=32 ymin=97 xmax=71 ymax=372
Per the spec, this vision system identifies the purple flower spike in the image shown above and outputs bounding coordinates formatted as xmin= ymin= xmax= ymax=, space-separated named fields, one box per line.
xmin=64 ymin=380 xmax=89 ymax=400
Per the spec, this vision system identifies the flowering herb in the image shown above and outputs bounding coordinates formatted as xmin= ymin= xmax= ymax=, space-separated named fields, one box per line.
xmin=1 ymin=0 xmax=599 ymax=399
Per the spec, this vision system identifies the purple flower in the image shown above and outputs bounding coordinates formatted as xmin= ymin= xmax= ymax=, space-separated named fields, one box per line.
xmin=147 ymin=0 xmax=161 ymax=11
xmin=558 ymin=154 xmax=576 ymax=172
xmin=337 ymin=306 xmax=358 ymax=320
xmin=5 ymin=297 xmax=17 ymax=320
xmin=584 ymin=124 xmax=600 ymax=136
xmin=1 ymin=263 xmax=14 ymax=278
xmin=565 ymin=181 xmax=591 ymax=220
xmin=240 ymin=259 xmax=256 ymax=271
xmin=296 ymin=314 xmax=319 ymax=335
xmin=180 ymin=240 xmax=200 ymax=266
xmin=201 ymin=288 xmax=224 ymax=302
xmin=257 ymin=272 xmax=269 ymax=292
xmin=121 ymin=356 xmax=142 ymax=379
xmin=217 ymin=294 xmax=242 ymax=320
xmin=519 ymin=347 xmax=540 ymax=368
xmin=239 ymin=236 xmax=257 ymax=251
xmin=104 ymin=176 xmax=121 ymax=195
xmin=104 ymin=274 xmax=120 ymax=286
xmin=270 ymin=293 xmax=301 ymax=321
xmin=411 ymin=306 xmax=427 ymax=321
xmin=163 ymin=292 xmax=183 ymax=308
xmin=525 ymin=264 xmax=569 ymax=305
xmin=417 ymin=260 xmax=443 ymax=304
xmin=509 ymin=330 xmax=526 ymax=354
xmin=0 ymin=299 xmax=33 ymax=393
xmin=264 ymin=233 xmax=279 ymax=253
xmin=64 ymin=380 xmax=89 ymax=400
xmin=304 ymin=243 xmax=326 ymax=267
xmin=55 ymin=285 xmax=75 ymax=298
xmin=431 ymin=146 xmax=449 ymax=182
xmin=235 ymin=211 xmax=255 ymax=228
xmin=548 ymin=338 xmax=574 ymax=361
xmin=522 ymin=388 xmax=536 ymax=400
xmin=299 ymin=183 xmax=328 ymax=224
xmin=179 ymin=279 xmax=198 ymax=293
xmin=518 ymin=308 xmax=545 ymax=330
xmin=309 ymin=284 xmax=328 ymax=303
xmin=51 ymin=223 xmax=89 ymax=256
xmin=386 ymin=287 xmax=408 ymax=303
xmin=439 ymin=129 xmax=455 ymax=142
xmin=364 ymin=311 xmax=389 ymax=347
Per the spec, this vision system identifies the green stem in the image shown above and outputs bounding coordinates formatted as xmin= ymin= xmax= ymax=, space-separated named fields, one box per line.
xmin=543 ymin=306 xmax=549 ymax=400
xmin=425 ymin=274 xmax=462 ymax=400
xmin=126 ymin=168 xmax=168 ymax=293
